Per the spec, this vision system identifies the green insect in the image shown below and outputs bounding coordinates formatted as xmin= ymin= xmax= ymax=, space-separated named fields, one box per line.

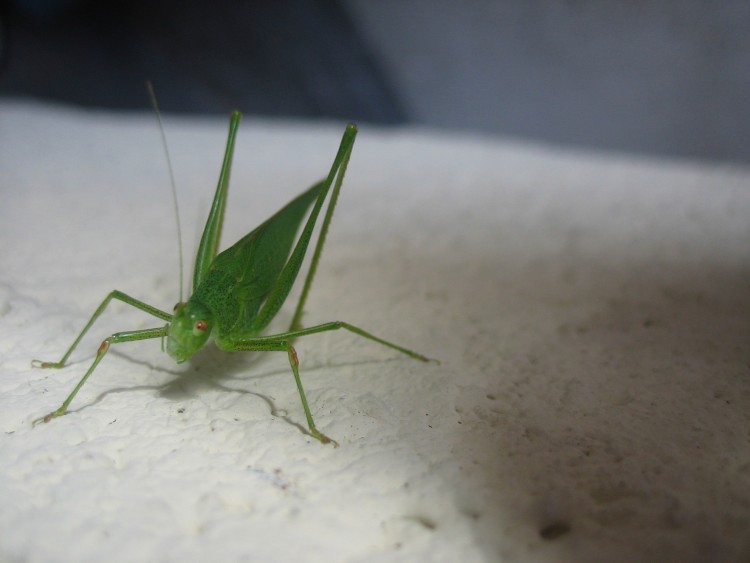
xmin=32 ymin=110 xmax=431 ymax=445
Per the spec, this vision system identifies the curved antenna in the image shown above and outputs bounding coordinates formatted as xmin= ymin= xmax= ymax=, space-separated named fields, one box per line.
xmin=146 ymin=81 xmax=184 ymax=303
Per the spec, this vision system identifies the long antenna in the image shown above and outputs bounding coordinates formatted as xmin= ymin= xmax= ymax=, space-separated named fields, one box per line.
xmin=146 ymin=81 xmax=184 ymax=303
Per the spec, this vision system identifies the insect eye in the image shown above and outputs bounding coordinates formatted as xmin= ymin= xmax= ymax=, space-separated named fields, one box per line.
xmin=193 ymin=320 xmax=208 ymax=335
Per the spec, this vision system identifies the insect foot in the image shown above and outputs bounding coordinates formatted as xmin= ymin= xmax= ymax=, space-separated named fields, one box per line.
xmin=311 ymin=428 xmax=339 ymax=448
xmin=31 ymin=359 xmax=64 ymax=369
xmin=32 ymin=407 xmax=66 ymax=426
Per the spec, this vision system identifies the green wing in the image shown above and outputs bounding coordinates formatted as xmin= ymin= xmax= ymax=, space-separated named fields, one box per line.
xmin=191 ymin=122 xmax=357 ymax=340
xmin=192 ymin=181 xmax=325 ymax=337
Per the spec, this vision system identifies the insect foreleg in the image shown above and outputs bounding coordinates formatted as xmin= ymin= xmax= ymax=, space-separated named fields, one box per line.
xmin=218 ymin=337 xmax=337 ymax=445
xmin=220 ymin=321 xmax=434 ymax=444
xmin=33 ymin=326 xmax=168 ymax=425
xmin=32 ymin=291 xmax=172 ymax=424
xmin=32 ymin=290 xmax=172 ymax=369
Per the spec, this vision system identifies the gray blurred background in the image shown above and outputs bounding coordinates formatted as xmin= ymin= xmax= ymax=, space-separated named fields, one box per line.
xmin=1 ymin=0 xmax=748 ymax=164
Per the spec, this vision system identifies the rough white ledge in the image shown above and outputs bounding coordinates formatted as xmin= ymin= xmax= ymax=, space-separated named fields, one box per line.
xmin=1 ymin=102 xmax=749 ymax=562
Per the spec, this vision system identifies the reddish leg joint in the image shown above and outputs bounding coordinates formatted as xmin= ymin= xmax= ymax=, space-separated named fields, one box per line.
xmin=288 ymin=345 xmax=299 ymax=367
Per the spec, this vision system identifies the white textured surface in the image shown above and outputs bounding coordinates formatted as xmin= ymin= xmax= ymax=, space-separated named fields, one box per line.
xmin=1 ymin=102 xmax=749 ymax=563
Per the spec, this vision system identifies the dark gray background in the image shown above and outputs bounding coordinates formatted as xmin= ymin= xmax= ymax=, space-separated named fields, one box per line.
xmin=1 ymin=0 xmax=748 ymax=164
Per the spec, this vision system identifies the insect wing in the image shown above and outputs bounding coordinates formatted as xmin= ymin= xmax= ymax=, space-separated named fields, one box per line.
xmin=192 ymin=181 xmax=325 ymax=336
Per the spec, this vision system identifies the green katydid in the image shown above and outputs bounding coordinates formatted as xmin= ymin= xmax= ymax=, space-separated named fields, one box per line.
xmin=31 ymin=110 xmax=432 ymax=445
